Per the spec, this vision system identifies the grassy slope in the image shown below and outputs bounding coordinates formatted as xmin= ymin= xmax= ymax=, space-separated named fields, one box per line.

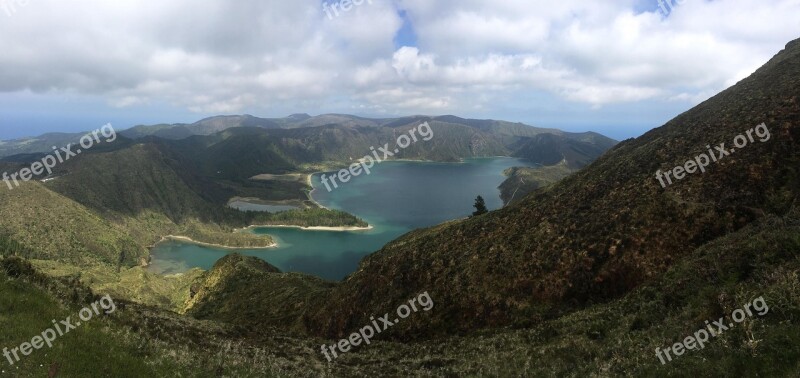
xmin=0 ymin=259 xmax=186 ymax=377
xmin=45 ymin=143 xmax=229 ymax=223
xmin=0 ymin=182 xmax=144 ymax=267
xmin=41 ymin=143 xmax=274 ymax=250
xmin=43 ymin=142 xmax=366 ymax=250
xmin=31 ymin=259 xmax=204 ymax=312
xmin=351 ymin=212 xmax=800 ymax=376
xmin=0 ymin=186 xmax=248 ymax=310
xmin=0 ymin=257 xmax=324 ymax=377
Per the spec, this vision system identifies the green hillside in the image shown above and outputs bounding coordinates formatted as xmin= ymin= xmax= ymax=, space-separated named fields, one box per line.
xmin=0 ymin=182 xmax=144 ymax=267
xmin=185 ymin=254 xmax=333 ymax=334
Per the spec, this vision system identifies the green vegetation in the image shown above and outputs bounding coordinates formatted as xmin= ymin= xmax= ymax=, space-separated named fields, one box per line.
xmin=45 ymin=143 xmax=230 ymax=223
xmin=510 ymin=132 xmax=613 ymax=168
xmin=31 ymin=259 xmax=204 ymax=312
xmin=0 ymin=257 xmax=323 ymax=377
xmin=0 ymin=132 xmax=89 ymax=159
xmin=2 ymin=212 xmax=798 ymax=377
xmin=248 ymin=208 xmax=369 ymax=228
xmin=123 ymin=116 xmax=615 ymax=182
xmin=0 ymin=258 xmax=185 ymax=377
xmin=185 ymin=254 xmax=333 ymax=334
xmin=41 ymin=142 xmax=366 ymax=248
xmin=0 ymin=140 xmax=368 ymax=313
xmin=118 ymin=212 xmax=800 ymax=376
xmin=499 ymin=161 xmax=576 ymax=205
xmin=472 ymin=196 xmax=488 ymax=216
xmin=0 ymin=181 xmax=145 ymax=267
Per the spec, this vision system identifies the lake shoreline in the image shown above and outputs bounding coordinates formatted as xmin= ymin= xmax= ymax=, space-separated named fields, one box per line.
xmin=306 ymin=172 xmax=330 ymax=210
xmin=239 ymin=224 xmax=374 ymax=232
xmin=156 ymin=235 xmax=278 ymax=250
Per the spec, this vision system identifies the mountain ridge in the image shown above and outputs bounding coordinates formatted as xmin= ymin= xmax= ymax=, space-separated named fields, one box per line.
xmin=2 ymin=114 xmax=618 ymax=169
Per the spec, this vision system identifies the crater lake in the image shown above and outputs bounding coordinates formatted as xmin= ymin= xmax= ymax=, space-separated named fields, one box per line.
xmin=148 ymin=157 xmax=533 ymax=280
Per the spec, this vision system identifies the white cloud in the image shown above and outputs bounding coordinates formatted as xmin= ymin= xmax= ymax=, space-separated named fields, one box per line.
xmin=0 ymin=0 xmax=798 ymax=116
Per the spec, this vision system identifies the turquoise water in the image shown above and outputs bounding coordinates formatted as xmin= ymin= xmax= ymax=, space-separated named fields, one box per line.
xmin=148 ymin=158 xmax=532 ymax=280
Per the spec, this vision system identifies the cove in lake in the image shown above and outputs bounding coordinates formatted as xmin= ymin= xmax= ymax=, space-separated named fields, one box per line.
xmin=148 ymin=157 xmax=534 ymax=280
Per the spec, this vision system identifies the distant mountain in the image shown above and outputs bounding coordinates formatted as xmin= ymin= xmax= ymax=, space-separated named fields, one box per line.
xmin=0 ymin=132 xmax=88 ymax=158
xmin=118 ymin=123 xmax=194 ymax=140
xmin=287 ymin=114 xmax=383 ymax=129
xmin=2 ymin=115 xmax=618 ymax=172
xmin=509 ymin=133 xmax=615 ymax=168
xmin=119 ymin=114 xmax=284 ymax=140
xmin=144 ymin=116 xmax=617 ymax=180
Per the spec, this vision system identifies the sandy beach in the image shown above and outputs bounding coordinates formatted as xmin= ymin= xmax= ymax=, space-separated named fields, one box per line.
xmin=306 ymin=172 xmax=331 ymax=209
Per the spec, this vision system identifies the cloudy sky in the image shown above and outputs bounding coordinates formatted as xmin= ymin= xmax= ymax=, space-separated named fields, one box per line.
xmin=0 ymin=0 xmax=798 ymax=140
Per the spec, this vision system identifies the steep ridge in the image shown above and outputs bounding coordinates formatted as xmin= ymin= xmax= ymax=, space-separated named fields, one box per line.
xmin=185 ymin=254 xmax=333 ymax=334
xmin=0 ymin=132 xmax=89 ymax=158
xmin=119 ymin=114 xmax=283 ymax=140
xmin=160 ymin=121 xmax=511 ymax=180
xmin=0 ymin=182 xmax=144 ymax=266
xmin=306 ymin=39 xmax=800 ymax=338
xmin=499 ymin=162 xmax=576 ymax=205
xmin=509 ymin=133 xmax=612 ymax=168
xmin=45 ymin=143 xmax=229 ymax=223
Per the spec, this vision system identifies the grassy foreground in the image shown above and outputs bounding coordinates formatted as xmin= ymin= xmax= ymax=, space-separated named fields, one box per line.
xmin=1 ymin=211 xmax=799 ymax=376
